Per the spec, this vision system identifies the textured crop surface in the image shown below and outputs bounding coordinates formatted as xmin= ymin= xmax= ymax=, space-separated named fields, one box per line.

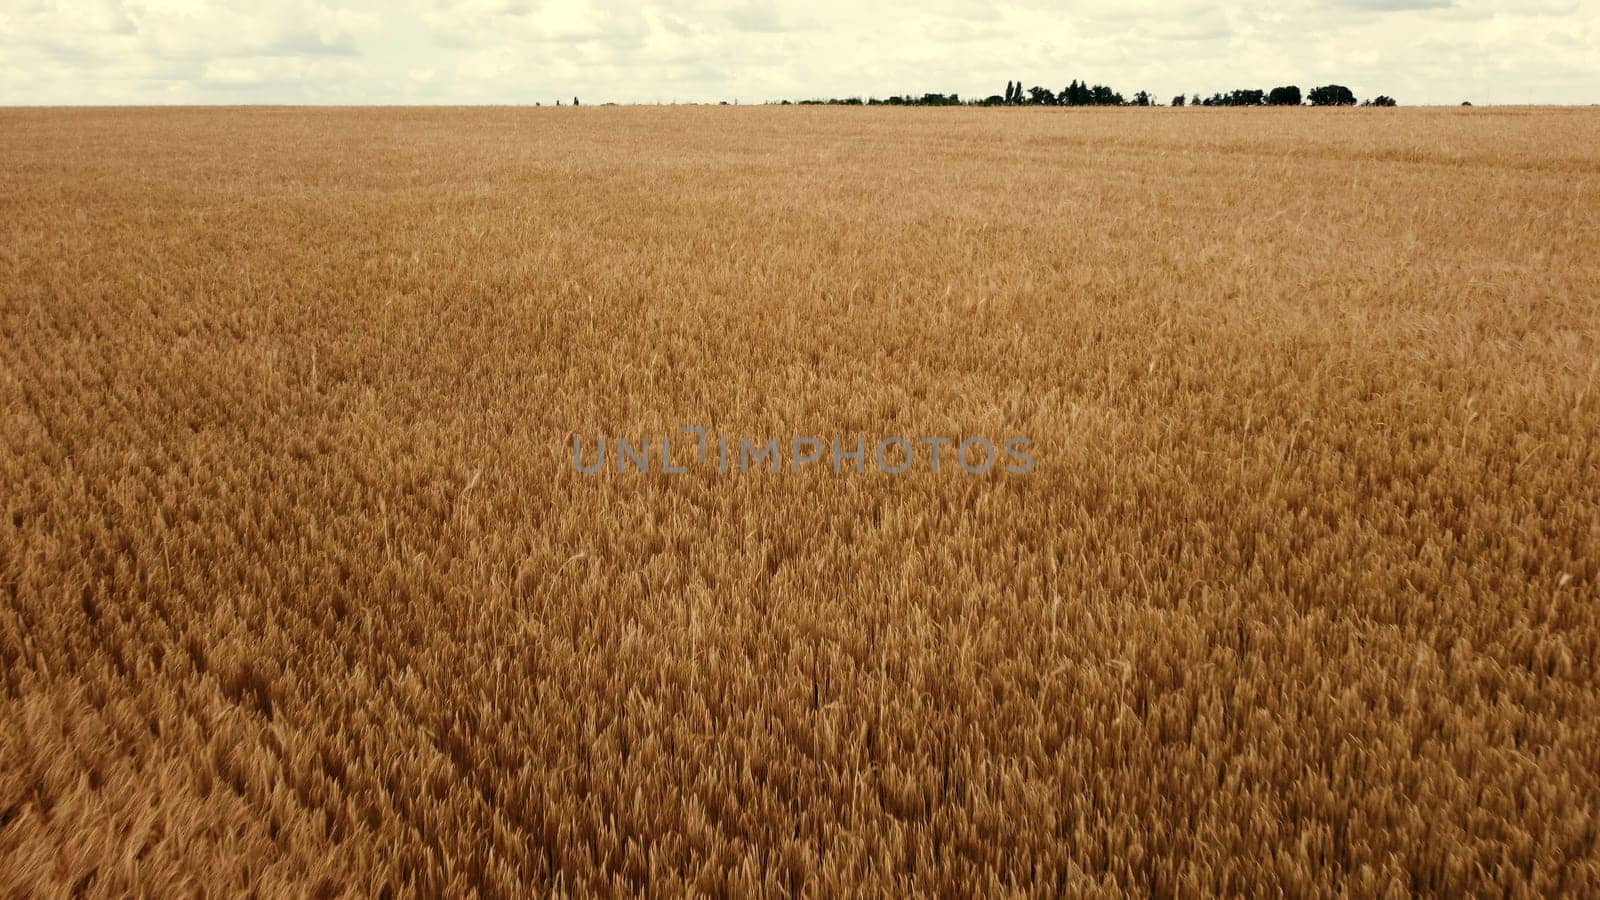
xmin=2 ymin=106 xmax=1598 ymax=895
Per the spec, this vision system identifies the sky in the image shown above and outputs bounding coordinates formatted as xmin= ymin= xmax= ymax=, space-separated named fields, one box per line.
xmin=1 ymin=0 xmax=1596 ymax=106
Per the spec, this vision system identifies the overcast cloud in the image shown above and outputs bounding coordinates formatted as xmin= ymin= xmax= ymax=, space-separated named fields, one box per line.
xmin=2 ymin=0 xmax=1595 ymax=105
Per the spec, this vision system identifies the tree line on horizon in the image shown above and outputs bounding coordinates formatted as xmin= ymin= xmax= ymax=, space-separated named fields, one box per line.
xmin=778 ymin=80 xmax=1397 ymax=108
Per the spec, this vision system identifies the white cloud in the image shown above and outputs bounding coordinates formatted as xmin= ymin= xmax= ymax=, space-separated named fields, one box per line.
xmin=0 ymin=0 xmax=1595 ymax=105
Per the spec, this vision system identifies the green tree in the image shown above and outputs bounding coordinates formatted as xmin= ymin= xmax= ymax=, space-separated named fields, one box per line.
xmin=1267 ymin=85 xmax=1302 ymax=106
xmin=1308 ymin=85 xmax=1356 ymax=106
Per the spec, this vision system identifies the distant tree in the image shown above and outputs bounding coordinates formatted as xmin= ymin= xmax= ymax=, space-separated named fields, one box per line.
xmin=1132 ymin=90 xmax=1152 ymax=106
xmin=984 ymin=94 xmax=1005 ymax=105
xmin=1090 ymin=84 xmax=1123 ymax=105
xmin=1171 ymin=94 xmax=1186 ymax=107
xmin=1369 ymin=95 xmax=1397 ymax=107
xmin=1004 ymin=81 xmax=1014 ymax=103
xmin=1191 ymin=94 xmax=1201 ymax=107
xmin=574 ymin=96 xmax=580 ymax=106
xmin=1308 ymin=84 xmax=1356 ymax=106
xmin=1267 ymin=85 xmax=1302 ymax=106
xmin=1027 ymin=85 xmax=1056 ymax=105
xmin=1461 ymin=100 xmax=1472 ymax=106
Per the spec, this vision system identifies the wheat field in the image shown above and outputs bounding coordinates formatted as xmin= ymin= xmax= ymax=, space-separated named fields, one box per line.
xmin=2 ymin=105 xmax=1598 ymax=895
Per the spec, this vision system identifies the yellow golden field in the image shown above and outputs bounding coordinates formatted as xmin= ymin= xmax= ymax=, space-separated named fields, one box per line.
xmin=2 ymin=106 xmax=1598 ymax=895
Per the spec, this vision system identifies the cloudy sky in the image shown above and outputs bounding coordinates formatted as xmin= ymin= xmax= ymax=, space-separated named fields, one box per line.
xmin=2 ymin=0 xmax=1595 ymax=106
